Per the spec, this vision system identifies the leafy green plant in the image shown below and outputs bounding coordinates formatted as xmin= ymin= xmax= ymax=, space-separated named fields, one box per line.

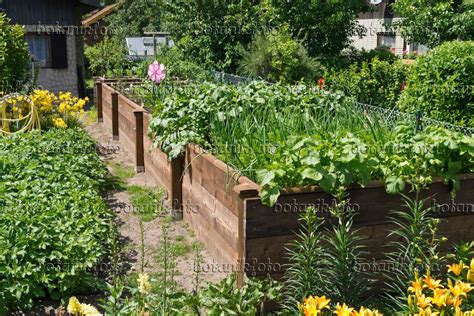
xmin=0 ymin=13 xmax=30 ymax=93
xmin=281 ymin=207 xmax=328 ymax=313
xmin=391 ymin=0 xmax=473 ymax=48
xmin=84 ymin=37 xmax=131 ymax=77
xmin=327 ymin=57 xmax=409 ymax=109
xmin=384 ymin=194 xmax=445 ymax=311
xmin=239 ymin=27 xmax=323 ymax=83
xmin=325 ymin=206 xmax=372 ymax=308
xmin=397 ymin=41 xmax=474 ymax=126
xmin=0 ymin=128 xmax=113 ymax=312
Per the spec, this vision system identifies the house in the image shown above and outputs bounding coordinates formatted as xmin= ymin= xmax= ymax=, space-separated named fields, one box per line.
xmin=351 ymin=0 xmax=428 ymax=56
xmin=0 ymin=0 xmax=101 ymax=97
xmin=82 ymin=3 xmax=117 ymax=46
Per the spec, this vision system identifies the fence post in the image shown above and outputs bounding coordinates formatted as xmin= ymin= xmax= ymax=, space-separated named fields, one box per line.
xmin=415 ymin=110 xmax=423 ymax=134
xmin=111 ymin=92 xmax=119 ymax=140
xmin=134 ymin=110 xmax=145 ymax=173
xmin=170 ymin=157 xmax=184 ymax=221
xmin=96 ymin=81 xmax=103 ymax=123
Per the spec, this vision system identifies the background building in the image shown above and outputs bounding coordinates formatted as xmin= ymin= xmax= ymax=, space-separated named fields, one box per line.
xmin=0 ymin=0 xmax=100 ymax=96
xmin=351 ymin=0 xmax=428 ymax=56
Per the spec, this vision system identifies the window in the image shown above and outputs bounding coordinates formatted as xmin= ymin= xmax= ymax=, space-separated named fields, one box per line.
xmin=377 ymin=32 xmax=396 ymax=50
xmin=25 ymin=34 xmax=51 ymax=67
xmin=25 ymin=33 xmax=68 ymax=69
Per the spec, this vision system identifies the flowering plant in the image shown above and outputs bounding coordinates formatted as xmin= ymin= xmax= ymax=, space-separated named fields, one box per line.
xmin=407 ymin=260 xmax=474 ymax=315
xmin=148 ymin=61 xmax=166 ymax=85
xmin=30 ymin=90 xmax=88 ymax=129
xmin=299 ymin=295 xmax=382 ymax=316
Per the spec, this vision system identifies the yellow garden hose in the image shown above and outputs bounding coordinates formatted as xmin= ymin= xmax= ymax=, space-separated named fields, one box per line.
xmin=0 ymin=93 xmax=41 ymax=135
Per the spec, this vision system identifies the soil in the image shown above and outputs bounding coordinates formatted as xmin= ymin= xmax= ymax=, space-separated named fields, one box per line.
xmin=9 ymin=119 xmax=227 ymax=315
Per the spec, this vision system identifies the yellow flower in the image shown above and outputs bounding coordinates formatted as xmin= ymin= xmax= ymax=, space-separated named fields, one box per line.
xmin=448 ymin=262 xmax=467 ymax=277
xmin=352 ymin=306 xmax=383 ymax=316
xmin=334 ymin=303 xmax=353 ymax=316
xmin=137 ymin=273 xmax=151 ymax=295
xmin=305 ymin=295 xmax=331 ymax=311
xmin=417 ymin=306 xmax=439 ymax=316
xmin=431 ymin=289 xmax=448 ymax=309
xmin=415 ymin=293 xmax=432 ymax=309
xmin=67 ymin=296 xmax=82 ymax=315
xmin=80 ymin=303 xmax=102 ymax=316
xmin=53 ymin=117 xmax=67 ymax=129
xmin=409 ymin=277 xmax=425 ymax=294
xmin=449 ymin=280 xmax=473 ymax=298
xmin=468 ymin=259 xmax=474 ymax=283
xmin=424 ymin=274 xmax=443 ymax=290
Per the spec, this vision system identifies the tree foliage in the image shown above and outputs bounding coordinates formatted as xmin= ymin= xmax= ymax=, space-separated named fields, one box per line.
xmin=391 ymin=0 xmax=474 ymax=48
xmin=162 ymin=0 xmax=269 ymax=73
xmin=105 ymin=0 xmax=164 ymax=41
xmin=268 ymin=0 xmax=368 ymax=61
xmin=0 ymin=13 xmax=30 ymax=93
xmin=398 ymin=40 xmax=474 ymax=127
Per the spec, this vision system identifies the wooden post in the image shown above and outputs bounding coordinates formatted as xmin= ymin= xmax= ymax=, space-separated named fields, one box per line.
xmin=111 ymin=92 xmax=119 ymax=140
xmin=170 ymin=157 xmax=184 ymax=220
xmin=96 ymin=81 xmax=103 ymax=123
xmin=134 ymin=110 xmax=145 ymax=173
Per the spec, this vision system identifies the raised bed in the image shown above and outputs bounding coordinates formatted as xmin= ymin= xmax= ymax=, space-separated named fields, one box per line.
xmin=97 ymin=81 xmax=181 ymax=209
xmin=184 ymin=144 xmax=474 ymax=280
xmin=96 ymin=80 xmax=474 ymax=285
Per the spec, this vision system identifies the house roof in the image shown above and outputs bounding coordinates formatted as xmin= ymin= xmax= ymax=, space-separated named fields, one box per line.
xmin=82 ymin=3 xmax=117 ymax=26
xmin=79 ymin=0 xmax=102 ymax=8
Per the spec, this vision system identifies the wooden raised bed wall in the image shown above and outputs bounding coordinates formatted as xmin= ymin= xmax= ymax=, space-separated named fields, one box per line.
xmin=97 ymin=80 xmax=474 ymax=284
xmin=98 ymin=82 xmax=178 ymax=207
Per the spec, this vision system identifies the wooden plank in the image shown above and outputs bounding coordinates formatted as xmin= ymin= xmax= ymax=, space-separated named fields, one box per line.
xmin=244 ymin=215 xmax=474 ymax=276
xmin=246 ymin=178 xmax=474 ymax=239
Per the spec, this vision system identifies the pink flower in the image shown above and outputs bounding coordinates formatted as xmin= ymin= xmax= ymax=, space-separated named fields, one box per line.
xmin=148 ymin=61 xmax=166 ymax=84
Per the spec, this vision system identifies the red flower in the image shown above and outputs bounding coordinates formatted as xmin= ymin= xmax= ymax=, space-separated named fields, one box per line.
xmin=318 ymin=77 xmax=325 ymax=90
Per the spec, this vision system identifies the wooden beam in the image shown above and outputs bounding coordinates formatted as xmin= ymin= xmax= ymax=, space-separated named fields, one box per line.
xmin=95 ymin=81 xmax=103 ymax=123
xmin=134 ymin=110 xmax=145 ymax=173
xmin=111 ymin=92 xmax=119 ymax=140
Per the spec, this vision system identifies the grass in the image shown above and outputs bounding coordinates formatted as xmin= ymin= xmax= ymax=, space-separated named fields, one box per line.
xmin=105 ymin=160 xmax=164 ymax=221
xmin=107 ymin=161 xmax=135 ymax=183
xmin=127 ymin=185 xmax=164 ymax=222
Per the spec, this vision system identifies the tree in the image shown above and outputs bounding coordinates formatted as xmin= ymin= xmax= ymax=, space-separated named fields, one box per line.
xmin=0 ymin=13 xmax=30 ymax=93
xmin=391 ymin=0 xmax=474 ymax=48
xmin=105 ymin=0 xmax=164 ymax=41
xmin=163 ymin=0 xmax=269 ymax=72
xmin=268 ymin=0 xmax=368 ymax=61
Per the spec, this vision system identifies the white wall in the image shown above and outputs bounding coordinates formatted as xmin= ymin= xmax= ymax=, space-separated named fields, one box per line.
xmin=351 ymin=18 xmax=405 ymax=56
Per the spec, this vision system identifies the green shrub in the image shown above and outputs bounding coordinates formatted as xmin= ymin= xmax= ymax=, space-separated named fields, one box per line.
xmin=238 ymin=28 xmax=323 ymax=83
xmin=328 ymin=57 xmax=409 ymax=108
xmin=0 ymin=13 xmax=30 ymax=93
xmin=0 ymin=128 xmax=113 ymax=312
xmin=153 ymin=46 xmax=213 ymax=81
xmin=84 ymin=37 xmax=131 ymax=77
xmin=344 ymin=46 xmax=399 ymax=66
xmin=398 ymin=41 xmax=474 ymax=126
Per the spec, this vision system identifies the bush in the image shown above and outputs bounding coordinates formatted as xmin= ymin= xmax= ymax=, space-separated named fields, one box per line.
xmin=0 ymin=129 xmax=113 ymax=312
xmin=153 ymin=46 xmax=213 ymax=81
xmin=238 ymin=28 xmax=323 ymax=83
xmin=84 ymin=37 xmax=131 ymax=77
xmin=327 ymin=57 xmax=409 ymax=108
xmin=398 ymin=41 xmax=474 ymax=126
xmin=0 ymin=13 xmax=30 ymax=93
xmin=344 ymin=46 xmax=399 ymax=66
